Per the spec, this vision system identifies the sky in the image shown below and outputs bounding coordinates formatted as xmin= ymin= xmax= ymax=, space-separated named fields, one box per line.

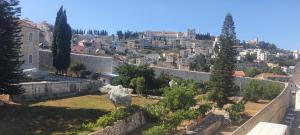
xmin=19 ymin=0 xmax=300 ymax=50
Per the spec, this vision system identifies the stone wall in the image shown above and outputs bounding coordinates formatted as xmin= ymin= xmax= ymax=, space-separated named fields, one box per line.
xmin=39 ymin=49 xmax=113 ymax=73
xmin=89 ymin=111 xmax=146 ymax=135
xmin=152 ymin=66 xmax=259 ymax=89
xmin=231 ymin=83 xmax=291 ymax=135
xmin=12 ymin=80 xmax=101 ymax=102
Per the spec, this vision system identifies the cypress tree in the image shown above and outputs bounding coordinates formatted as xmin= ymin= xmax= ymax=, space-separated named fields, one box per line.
xmin=51 ymin=6 xmax=72 ymax=74
xmin=0 ymin=0 xmax=24 ymax=95
xmin=208 ymin=13 xmax=237 ymax=108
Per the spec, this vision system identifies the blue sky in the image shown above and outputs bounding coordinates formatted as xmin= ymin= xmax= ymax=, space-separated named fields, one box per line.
xmin=19 ymin=0 xmax=300 ymax=50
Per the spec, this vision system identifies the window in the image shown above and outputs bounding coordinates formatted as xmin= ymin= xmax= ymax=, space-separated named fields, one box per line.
xmin=29 ymin=55 xmax=33 ymax=64
xmin=28 ymin=33 xmax=33 ymax=42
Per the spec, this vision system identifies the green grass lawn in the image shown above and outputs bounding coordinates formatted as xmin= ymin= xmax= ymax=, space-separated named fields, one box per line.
xmin=0 ymin=94 xmax=158 ymax=135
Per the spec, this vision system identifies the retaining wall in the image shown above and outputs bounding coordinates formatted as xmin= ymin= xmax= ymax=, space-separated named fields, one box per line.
xmin=39 ymin=49 xmax=113 ymax=73
xmin=152 ymin=66 xmax=268 ymax=89
xmin=12 ymin=80 xmax=102 ymax=102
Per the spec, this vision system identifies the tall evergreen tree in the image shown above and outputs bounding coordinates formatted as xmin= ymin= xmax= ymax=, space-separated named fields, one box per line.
xmin=0 ymin=0 xmax=24 ymax=95
xmin=51 ymin=6 xmax=72 ymax=74
xmin=208 ymin=13 xmax=237 ymax=108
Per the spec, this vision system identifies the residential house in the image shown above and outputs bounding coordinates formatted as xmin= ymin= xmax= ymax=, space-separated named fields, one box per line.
xmin=19 ymin=19 xmax=40 ymax=69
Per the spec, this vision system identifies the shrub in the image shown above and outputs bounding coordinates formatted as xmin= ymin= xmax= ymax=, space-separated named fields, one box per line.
xmin=96 ymin=108 xmax=128 ymax=127
xmin=82 ymin=105 xmax=140 ymax=129
xmin=226 ymin=103 xmax=245 ymax=123
xmin=262 ymin=82 xmax=281 ymax=100
xmin=243 ymin=80 xmax=263 ymax=102
xmin=168 ymin=110 xmax=196 ymax=126
xmin=162 ymin=85 xmax=197 ymax=111
xmin=143 ymin=104 xmax=168 ymax=122
xmin=143 ymin=124 xmax=173 ymax=135
xmin=195 ymin=103 xmax=212 ymax=116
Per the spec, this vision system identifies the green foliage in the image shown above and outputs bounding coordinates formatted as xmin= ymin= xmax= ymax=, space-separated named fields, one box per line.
xmin=168 ymin=110 xmax=196 ymax=126
xmin=156 ymin=72 xmax=172 ymax=89
xmin=261 ymin=82 xmax=282 ymax=100
xmin=52 ymin=6 xmax=72 ymax=74
xmin=69 ymin=62 xmax=86 ymax=77
xmin=142 ymin=124 xmax=173 ymax=135
xmin=244 ymin=68 xmax=262 ymax=77
xmin=243 ymin=80 xmax=263 ymax=102
xmin=114 ymin=63 xmax=155 ymax=90
xmin=243 ymin=80 xmax=282 ymax=101
xmin=226 ymin=103 xmax=245 ymax=123
xmin=143 ymin=104 xmax=168 ymax=122
xmin=208 ymin=13 xmax=237 ymax=108
xmin=81 ymin=105 xmax=140 ymax=129
xmin=0 ymin=0 xmax=25 ymax=95
xmin=270 ymin=67 xmax=286 ymax=75
xmin=162 ymin=85 xmax=197 ymax=111
xmin=195 ymin=103 xmax=213 ymax=116
xmin=130 ymin=77 xmax=146 ymax=95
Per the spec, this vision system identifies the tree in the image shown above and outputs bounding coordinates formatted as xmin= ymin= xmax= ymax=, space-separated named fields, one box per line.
xmin=130 ymin=77 xmax=146 ymax=95
xmin=189 ymin=54 xmax=210 ymax=72
xmin=244 ymin=68 xmax=261 ymax=77
xmin=162 ymin=84 xmax=197 ymax=111
xmin=113 ymin=63 xmax=155 ymax=90
xmin=243 ymin=80 xmax=263 ymax=102
xmin=0 ymin=0 xmax=24 ymax=95
xmin=116 ymin=30 xmax=123 ymax=40
xmin=51 ymin=6 xmax=72 ymax=75
xmin=208 ymin=13 xmax=237 ymax=108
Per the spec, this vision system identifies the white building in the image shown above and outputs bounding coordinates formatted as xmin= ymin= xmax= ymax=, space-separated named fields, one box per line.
xmin=257 ymin=51 xmax=268 ymax=62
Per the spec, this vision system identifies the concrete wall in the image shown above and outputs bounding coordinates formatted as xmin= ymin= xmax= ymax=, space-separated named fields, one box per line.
xmin=231 ymin=83 xmax=291 ymax=135
xmin=12 ymin=80 xmax=101 ymax=102
xmin=152 ymin=66 xmax=257 ymax=89
xmin=39 ymin=50 xmax=113 ymax=73
xmin=89 ymin=111 xmax=146 ymax=135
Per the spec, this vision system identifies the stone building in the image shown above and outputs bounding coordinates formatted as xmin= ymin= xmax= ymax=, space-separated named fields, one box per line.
xmin=19 ymin=20 xmax=40 ymax=69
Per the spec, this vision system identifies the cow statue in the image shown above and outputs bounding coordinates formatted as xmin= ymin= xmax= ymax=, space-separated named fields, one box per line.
xmin=99 ymin=84 xmax=133 ymax=108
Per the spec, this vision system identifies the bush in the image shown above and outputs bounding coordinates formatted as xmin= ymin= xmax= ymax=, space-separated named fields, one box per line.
xmin=226 ymin=103 xmax=245 ymax=123
xmin=195 ymin=103 xmax=212 ymax=116
xmin=97 ymin=108 xmax=129 ymax=127
xmin=143 ymin=124 xmax=173 ymax=135
xmin=243 ymin=80 xmax=263 ymax=102
xmin=262 ymin=82 xmax=282 ymax=100
xmin=162 ymin=85 xmax=197 ymax=111
xmin=82 ymin=105 xmax=140 ymax=129
xmin=243 ymin=80 xmax=282 ymax=101
xmin=143 ymin=104 xmax=168 ymax=122
xmin=168 ymin=110 xmax=196 ymax=126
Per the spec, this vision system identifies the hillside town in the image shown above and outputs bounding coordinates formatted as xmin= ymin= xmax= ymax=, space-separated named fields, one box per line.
xmin=21 ymin=18 xmax=298 ymax=82
xmin=1 ymin=1 xmax=300 ymax=135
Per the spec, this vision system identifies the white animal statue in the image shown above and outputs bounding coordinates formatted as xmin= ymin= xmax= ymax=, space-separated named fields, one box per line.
xmin=99 ymin=84 xmax=133 ymax=108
